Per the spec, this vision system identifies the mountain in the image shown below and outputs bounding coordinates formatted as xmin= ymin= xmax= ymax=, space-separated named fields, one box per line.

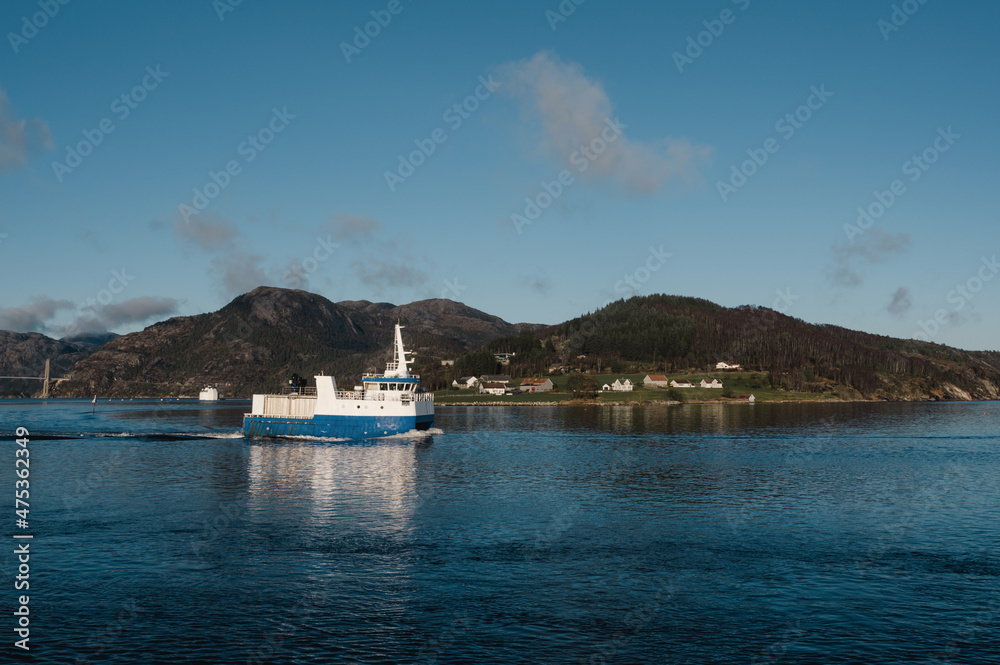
xmin=533 ymin=295 xmax=1000 ymax=400
xmin=12 ymin=289 xmax=1000 ymax=401
xmin=0 ymin=331 xmax=118 ymax=397
xmin=51 ymin=287 xmax=533 ymax=398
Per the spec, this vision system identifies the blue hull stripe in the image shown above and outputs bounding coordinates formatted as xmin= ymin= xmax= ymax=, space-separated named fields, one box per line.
xmin=243 ymin=413 xmax=434 ymax=439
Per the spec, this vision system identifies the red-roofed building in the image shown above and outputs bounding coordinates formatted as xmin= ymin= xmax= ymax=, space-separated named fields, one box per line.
xmin=518 ymin=378 xmax=553 ymax=393
xmin=643 ymin=374 xmax=670 ymax=388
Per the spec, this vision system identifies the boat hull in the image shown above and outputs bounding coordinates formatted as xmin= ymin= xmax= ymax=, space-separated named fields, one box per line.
xmin=243 ymin=413 xmax=434 ymax=439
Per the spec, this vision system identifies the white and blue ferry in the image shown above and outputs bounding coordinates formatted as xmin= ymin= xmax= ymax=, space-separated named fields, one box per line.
xmin=243 ymin=323 xmax=434 ymax=439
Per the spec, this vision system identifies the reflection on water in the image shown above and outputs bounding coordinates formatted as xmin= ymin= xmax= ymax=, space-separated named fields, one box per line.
xmin=2 ymin=399 xmax=999 ymax=663
xmin=247 ymin=441 xmax=418 ymax=533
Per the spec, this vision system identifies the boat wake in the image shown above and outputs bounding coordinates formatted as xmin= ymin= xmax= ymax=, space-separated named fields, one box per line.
xmin=376 ymin=427 xmax=444 ymax=440
xmin=21 ymin=430 xmax=246 ymax=441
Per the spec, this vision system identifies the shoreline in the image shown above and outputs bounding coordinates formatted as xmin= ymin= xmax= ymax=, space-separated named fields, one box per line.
xmin=435 ymin=397 xmax=999 ymax=406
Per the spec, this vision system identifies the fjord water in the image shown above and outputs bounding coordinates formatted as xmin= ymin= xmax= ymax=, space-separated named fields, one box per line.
xmin=5 ymin=399 xmax=999 ymax=664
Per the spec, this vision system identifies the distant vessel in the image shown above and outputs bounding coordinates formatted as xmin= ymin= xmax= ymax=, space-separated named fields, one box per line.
xmin=199 ymin=386 xmax=220 ymax=401
xmin=243 ymin=323 xmax=434 ymax=439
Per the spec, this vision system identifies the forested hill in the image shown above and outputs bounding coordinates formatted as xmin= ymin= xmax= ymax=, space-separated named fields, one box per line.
xmin=49 ymin=287 xmax=533 ymax=398
xmin=455 ymin=295 xmax=1000 ymax=401
xmin=7 ymin=290 xmax=998 ymax=400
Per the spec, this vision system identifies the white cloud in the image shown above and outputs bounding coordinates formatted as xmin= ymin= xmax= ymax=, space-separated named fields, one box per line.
xmin=498 ymin=51 xmax=711 ymax=193
xmin=0 ymin=87 xmax=53 ymax=174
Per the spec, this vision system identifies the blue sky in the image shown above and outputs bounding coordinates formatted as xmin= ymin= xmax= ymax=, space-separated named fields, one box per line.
xmin=1 ymin=0 xmax=997 ymax=351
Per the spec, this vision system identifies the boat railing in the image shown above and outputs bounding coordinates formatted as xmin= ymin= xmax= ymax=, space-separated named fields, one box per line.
xmin=280 ymin=386 xmax=317 ymax=396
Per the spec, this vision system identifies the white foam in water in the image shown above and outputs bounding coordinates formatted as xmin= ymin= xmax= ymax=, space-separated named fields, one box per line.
xmin=376 ymin=427 xmax=444 ymax=440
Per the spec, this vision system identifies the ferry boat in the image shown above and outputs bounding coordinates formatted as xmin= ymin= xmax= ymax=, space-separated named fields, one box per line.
xmin=199 ymin=386 xmax=220 ymax=401
xmin=243 ymin=323 xmax=434 ymax=439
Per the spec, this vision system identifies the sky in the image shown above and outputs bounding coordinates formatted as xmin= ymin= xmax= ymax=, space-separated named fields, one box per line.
xmin=1 ymin=0 xmax=998 ymax=351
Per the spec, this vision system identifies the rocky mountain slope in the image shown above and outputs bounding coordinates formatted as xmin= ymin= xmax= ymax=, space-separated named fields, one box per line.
xmin=0 ymin=332 xmax=117 ymax=397
xmin=51 ymin=287 xmax=532 ymax=398
xmin=6 ymin=288 xmax=999 ymax=401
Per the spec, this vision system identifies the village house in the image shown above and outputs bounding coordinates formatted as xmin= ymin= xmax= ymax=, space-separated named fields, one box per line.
xmin=643 ymin=374 xmax=671 ymax=388
xmin=479 ymin=375 xmax=511 ymax=385
xmin=715 ymin=362 xmax=741 ymax=370
xmin=519 ymin=378 xmax=553 ymax=393
xmin=611 ymin=378 xmax=633 ymax=392
xmin=452 ymin=376 xmax=479 ymax=389
xmin=479 ymin=382 xmax=507 ymax=396
xmin=440 ymin=359 xmax=456 ymax=367
xmin=737 ymin=394 xmax=756 ymax=402
xmin=494 ymin=352 xmax=515 ymax=365
xmin=701 ymin=378 xmax=723 ymax=389
xmin=670 ymin=380 xmax=694 ymax=388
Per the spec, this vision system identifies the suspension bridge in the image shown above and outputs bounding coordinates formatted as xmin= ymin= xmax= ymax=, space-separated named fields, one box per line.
xmin=0 ymin=359 xmax=70 ymax=398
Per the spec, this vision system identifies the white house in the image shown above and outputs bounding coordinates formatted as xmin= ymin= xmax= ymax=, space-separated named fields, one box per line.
xmin=519 ymin=378 xmax=553 ymax=393
xmin=479 ymin=381 xmax=507 ymax=396
xmin=602 ymin=383 xmax=612 ymax=391
xmin=700 ymin=378 xmax=723 ymax=389
xmin=670 ymin=380 xmax=694 ymax=388
xmin=643 ymin=375 xmax=670 ymax=388
xmin=441 ymin=359 xmax=456 ymax=367
xmin=716 ymin=361 xmax=741 ymax=370
xmin=611 ymin=378 xmax=633 ymax=392
xmin=452 ymin=376 xmax=479 ymax=389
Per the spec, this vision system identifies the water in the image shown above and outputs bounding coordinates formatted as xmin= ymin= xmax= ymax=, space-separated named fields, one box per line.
xmin=3 ymin=399 xmax=999 ymax=663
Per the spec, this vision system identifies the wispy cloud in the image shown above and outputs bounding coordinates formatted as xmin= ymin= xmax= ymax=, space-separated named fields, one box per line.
xmin=0 ymin=295 xmax=180 ymax=335
xmin=517 ymin=272 xmax=551 ymax=294
xmin=831 ymin=230 xmax=911 ymax=287
xmin=351 ymin=257 xmax=430 ymax=295
xmin=886 ymin=287 xmax=912 ymax=317
xmin=0 ymin=87 xmax=53 ymax=174
xmin=498 ymin=51 xmax=711 ymax=193
xmin=174 ymin=215 xmax=241 ymax=251
xmin=173 ymin=214 xmax=270 ymax=296
xmin=0 ymin=298 xmax=74 ymax=333
xmin=330 ymin=213 xmax=380 ymax=240
xmin=72 ymin=296 xmax=182 ymax=334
